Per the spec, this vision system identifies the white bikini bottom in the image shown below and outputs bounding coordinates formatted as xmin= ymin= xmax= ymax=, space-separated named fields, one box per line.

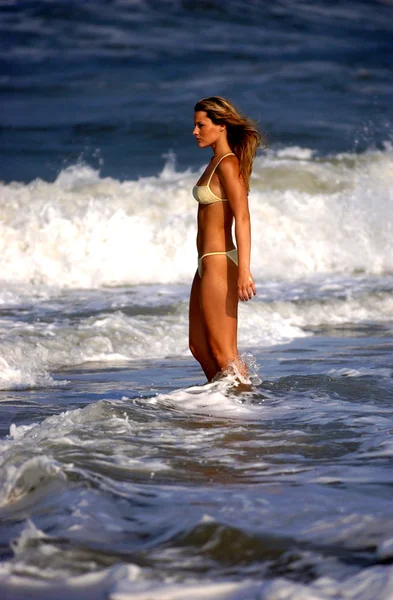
xmin=197 ymin=248 xmax=238 ymax=278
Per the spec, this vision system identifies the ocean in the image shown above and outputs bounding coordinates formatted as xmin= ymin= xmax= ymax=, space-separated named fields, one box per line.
xmin=1 ymin=1 xmax=393 ymax=598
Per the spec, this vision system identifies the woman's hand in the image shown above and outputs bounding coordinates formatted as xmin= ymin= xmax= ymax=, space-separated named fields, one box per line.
xmin=238 ymin=271 xmax=256 ymax=302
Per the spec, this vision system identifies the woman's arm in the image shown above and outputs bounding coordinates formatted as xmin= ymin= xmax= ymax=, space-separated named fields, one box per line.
xmin=218 ymin=157 xmax=257 ymax=302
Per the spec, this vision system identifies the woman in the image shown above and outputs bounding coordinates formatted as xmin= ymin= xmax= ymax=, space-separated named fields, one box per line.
xmin=189 ymin=96 xmax=262 ymax=381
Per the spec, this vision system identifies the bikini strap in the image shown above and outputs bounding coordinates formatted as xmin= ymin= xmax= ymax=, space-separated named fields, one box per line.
xmin=207 ymin=152 xmax=235 ymax=185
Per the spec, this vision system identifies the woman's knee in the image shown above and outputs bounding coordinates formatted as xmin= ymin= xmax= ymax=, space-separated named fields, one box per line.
xmin=208 ymin=340 xmax=237 ymax=370
xmin=189 ymin=339 xmax=199 ymax=360
xmin=189 ymin=339 xmax=220 ymax=380
xmin=189 ymin=336 xmax=209 ymax=363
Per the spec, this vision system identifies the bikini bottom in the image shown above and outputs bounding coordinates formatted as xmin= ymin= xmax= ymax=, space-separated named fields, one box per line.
xmin=197 ymin=248 xmax=238 ymax=278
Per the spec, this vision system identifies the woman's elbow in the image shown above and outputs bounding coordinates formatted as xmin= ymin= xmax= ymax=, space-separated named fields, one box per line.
xmin=235 ymin=211 xmax=251 ymax=226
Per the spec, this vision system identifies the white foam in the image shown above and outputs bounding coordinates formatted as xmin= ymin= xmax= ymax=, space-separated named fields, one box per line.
xmin=0 ymin=309 xmax=190 ymax=390
xmin=149 ymin=375 xmax=263 ymax=419
xmin=275 ymin=146 xmax=315 ymax=160
xmin=1 ymin=400 xmax=172 ymax=490
xmin=0 ymin=355 xmax=56 ymax=391
xmin=1 ymin=562 xmax=392 ymax=600
xmin=326 ymin=367 xmax=392 ymax=378
xmin=0 ymin=456 xmax=67 ymax=508
xmin=251 ymin=146 xmax=393 ymax=277
xmin=0 ymin=552 xmax=140 ymax=600
xmin=112 ymin=580 xmax=268 ymax=600
xmin=0 ymin=147 xmax=392 ymax=289
xmin=1 ymin=274 xmax=392 ymax=390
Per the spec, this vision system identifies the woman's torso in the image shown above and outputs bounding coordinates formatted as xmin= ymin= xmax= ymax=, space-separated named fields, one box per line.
xmin=194 ymin=157 xmax=236 ymax=256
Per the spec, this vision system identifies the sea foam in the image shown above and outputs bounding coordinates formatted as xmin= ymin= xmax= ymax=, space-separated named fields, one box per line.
xmin=1 ymin=146 xmax=392 ymax=289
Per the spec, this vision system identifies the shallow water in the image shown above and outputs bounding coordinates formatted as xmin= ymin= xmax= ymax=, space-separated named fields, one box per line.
xmin=1 ymin=279 xmax=393 ymax=599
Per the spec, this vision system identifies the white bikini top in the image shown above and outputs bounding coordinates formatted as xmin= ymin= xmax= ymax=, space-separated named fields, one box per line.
xmin=192 ymin=153 xmax=235 ymax=205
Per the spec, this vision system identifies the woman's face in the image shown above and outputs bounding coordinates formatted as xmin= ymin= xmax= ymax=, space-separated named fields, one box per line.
xmin=193 ymin=111 xmax=223 ymax=148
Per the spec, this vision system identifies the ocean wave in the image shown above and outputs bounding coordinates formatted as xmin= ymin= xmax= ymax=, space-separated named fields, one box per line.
xmin=1 ymin=146 xmax=392 ymax=289
xmin=0 ymin=277 xmax=392 ymax=391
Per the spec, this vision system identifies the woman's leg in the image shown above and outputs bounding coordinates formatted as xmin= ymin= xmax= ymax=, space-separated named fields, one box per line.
xmin=189 ymin=270 xmax=220 ymax=380
xmin=199 ymin=254 xmax=247 ymax=377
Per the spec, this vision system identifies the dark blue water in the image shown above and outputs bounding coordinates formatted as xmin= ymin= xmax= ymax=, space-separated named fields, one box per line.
xmin=1 ymin=0 xmax=392 ymax=182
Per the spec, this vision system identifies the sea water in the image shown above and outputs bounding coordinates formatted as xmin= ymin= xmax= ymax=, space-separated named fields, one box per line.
xmin=1 ymin=1 xmax=393 ymax=599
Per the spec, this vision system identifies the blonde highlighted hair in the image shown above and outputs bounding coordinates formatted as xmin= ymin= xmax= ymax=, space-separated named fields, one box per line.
xmin=194 ymin=96 xmax=263 ymax=192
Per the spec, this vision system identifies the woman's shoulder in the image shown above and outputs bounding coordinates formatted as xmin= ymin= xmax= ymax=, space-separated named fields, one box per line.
xmin=216 ymin=153 xmax=239 ymax=177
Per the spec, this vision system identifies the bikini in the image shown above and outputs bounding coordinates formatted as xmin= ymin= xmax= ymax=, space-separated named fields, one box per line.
xmin=192 ymin=153 xmax=239 ymax=277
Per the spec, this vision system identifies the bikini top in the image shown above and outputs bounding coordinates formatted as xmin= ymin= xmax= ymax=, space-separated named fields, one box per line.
xmin=192 ymin=152 xmax=235 ymax=205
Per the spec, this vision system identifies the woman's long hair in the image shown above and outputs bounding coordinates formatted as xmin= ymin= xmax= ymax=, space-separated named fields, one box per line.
xmin=194 ymin=96 xmax=264 ymax=192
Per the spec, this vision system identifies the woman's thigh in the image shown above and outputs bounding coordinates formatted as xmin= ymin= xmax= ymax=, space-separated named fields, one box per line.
xmin=199 ymin=255 xmax=239 ymax=362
